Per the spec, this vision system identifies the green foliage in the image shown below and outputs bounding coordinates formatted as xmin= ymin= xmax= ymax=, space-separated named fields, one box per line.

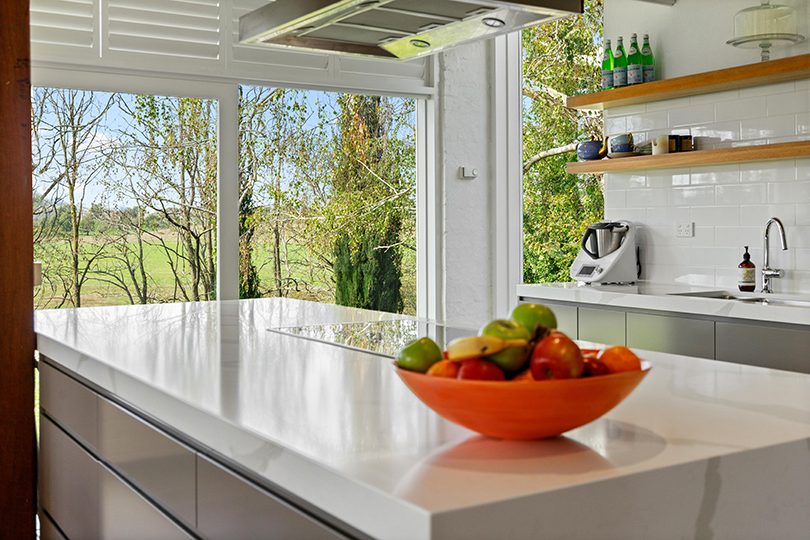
xmin=328 ymin=94 xmax=410 ymax=314
xmin=522 ymin=0 xmax=605 ymax=284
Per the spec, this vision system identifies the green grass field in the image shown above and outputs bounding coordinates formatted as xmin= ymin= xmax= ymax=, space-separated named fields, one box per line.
xmin=35 ymin=233 xmax=416 ymax=314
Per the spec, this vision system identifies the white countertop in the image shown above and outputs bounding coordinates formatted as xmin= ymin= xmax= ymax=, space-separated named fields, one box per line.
xmin=518 ymin=281 xmax=810 ymax=326
xmin=35 ymin=299 xmax=810 ymax=539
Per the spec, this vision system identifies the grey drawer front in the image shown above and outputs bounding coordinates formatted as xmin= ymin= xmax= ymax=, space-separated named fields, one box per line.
xmin=98 ymin=466 xmax=192 ymax=540
xmin=98 ymin=398 xmax=196 ymax=527
xmin=40 ymin=417 xmax=100 ymax=540
xmin=716 ymin=322 xmax=810 ymax=373
xmin=197 ymin=455 xmax=345 ymax=540
xmin=40 ymin=511 xmax=67 ymax=540
xmin=40 ymin=362 xmax=98 ymax=449
xmin=627 ymin=313 xmax=715 ymax=358
xmin=578 ymin=307 xmax=626 ymax=346
xmin=520 ymin=299 xmax=578 ymax=338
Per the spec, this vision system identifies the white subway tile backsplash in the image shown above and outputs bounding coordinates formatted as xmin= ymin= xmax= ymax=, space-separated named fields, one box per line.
xmin=690 ymin=206 xmax=740 ymax=226
xmin=797 ymin=113 xmax=810 ymax=135
xmin=740 ymin=161 xmax=797 ymax=183
xmin=690 ymin=90 xmax=739 ymax=105
xmin=796 ymin=203 xmax=810 ymax=225
xmin=646 ymin=96 xmax=691 ymax=112
xmin=690 ymin=164 xmax=740 ymax=185
xmin=605 ymin=174 xmax=646 ymax=190
xmin=668 ymin=103 xmax=715 ymax=127
xmin=766 ymin=90 xmax=810 ymax=116
xmin=627 ymin=111 xmax=668 ymax=132
xmin=740 ymin=114 xmax=796 ymax=140
xmin=716 ymin=97 xmax=766 ymax=121
xmin=739 ymin=204 xmax=796 ymax=225
xmin=716 ymin=184 xmax=767 ymax=205
xmin=671 ymin=186 xmax=716 ymax=206
xmin=603 ymin=79 xmax=810 ymax=292
xmin=605 ymin=116 xmax=627 ymax=135
xmin=768 ymin=181 xmax=810 ymax=204
xmin=604 ymin=189 xmax=627 ymax=209
xmin=797 ymin=159 xmax=810 ymax=180
xmin=739 ymin=81 xmax=796 ymax=98
xmin=626 ymin=188 xmax=668 ymax=207
xmin=715 ymin=226 xmax=761 ymax=247
xmin=690 ymin=120 xmax=741 ymax=144
xmin=604 ymin=104 xmax=646 ymax=119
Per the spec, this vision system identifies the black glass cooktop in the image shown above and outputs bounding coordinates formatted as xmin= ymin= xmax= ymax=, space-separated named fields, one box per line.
xmin=269 ymin=320 xmax=472 ymax=357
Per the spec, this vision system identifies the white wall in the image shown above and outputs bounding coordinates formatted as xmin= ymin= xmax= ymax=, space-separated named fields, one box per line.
xmin=606 ymin=0 xmax=810 ymax=78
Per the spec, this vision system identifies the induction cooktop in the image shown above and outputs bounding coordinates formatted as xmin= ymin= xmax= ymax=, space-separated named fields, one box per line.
xmin=269 ymin=319 xmax=471 ymax=357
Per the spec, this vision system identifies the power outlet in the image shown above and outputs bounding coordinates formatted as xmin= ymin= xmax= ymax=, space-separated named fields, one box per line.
xmin=675 ymin=222 xmax=695 ymax=238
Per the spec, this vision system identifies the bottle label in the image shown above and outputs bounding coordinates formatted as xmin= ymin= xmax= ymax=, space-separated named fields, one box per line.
xmin=628 ymin=64 xmax=643 ymax=85
xmin=628 ymin=46 xmax=638 ymax=56
xmin=613 ymin=66 xmax=627 ymax=87
xmin=739 ymin=268 xmax=755 ymax=286
xmin=601 ymin=69 xmax=613 ymax=89
xmin=643 ymin=65 xmax=655 ymax=83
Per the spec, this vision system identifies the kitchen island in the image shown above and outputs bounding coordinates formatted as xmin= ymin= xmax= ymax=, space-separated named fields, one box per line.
xmin=36 ymin=299 xmax=810 ymax=539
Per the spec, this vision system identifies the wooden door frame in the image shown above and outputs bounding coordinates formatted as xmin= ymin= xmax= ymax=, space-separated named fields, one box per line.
xmin=0 ymin=1 xmax=35 ymax=538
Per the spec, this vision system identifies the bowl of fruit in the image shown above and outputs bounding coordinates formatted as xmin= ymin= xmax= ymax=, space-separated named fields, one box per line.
xmin=394 ymin=304 xmax=650 ymax=440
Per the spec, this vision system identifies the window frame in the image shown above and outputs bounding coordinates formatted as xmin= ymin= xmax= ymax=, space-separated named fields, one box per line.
xmin=31 ymin=66 xmax=434 ymax=316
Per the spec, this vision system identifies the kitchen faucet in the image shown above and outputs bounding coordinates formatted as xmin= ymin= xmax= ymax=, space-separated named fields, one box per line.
xmin=762 ymin=217 xmax=788 ymax=293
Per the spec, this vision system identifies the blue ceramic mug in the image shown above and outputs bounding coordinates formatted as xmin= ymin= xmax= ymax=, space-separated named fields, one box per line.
xmin=608 ymin=133 xmax=634 ymax=154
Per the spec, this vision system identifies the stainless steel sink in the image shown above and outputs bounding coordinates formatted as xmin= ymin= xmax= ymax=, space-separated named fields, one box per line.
xmin=669 ymin=290 xmax=810 ymax=308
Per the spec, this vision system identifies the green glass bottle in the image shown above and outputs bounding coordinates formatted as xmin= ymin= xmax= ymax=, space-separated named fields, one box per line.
xmin=613 ymin=36 xmax=628 ymax=88
xmin=627 ymin=33 xmax=643 ymax=85
xmin=642 ymin=34 xmax=655 ymax=83
xmin=601 ymin=39 xmax=614 ymax=90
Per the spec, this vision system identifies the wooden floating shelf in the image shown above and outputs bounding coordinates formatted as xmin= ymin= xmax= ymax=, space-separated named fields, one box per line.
xmin=567 ymin=53 xmax=810 ymax=111
xmin=565 ymin=141 xmax=810 ymax=174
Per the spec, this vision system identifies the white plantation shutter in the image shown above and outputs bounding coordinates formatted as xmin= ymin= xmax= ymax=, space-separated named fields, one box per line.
xmin=106 ymin=0 xmax=221 ymax=60
xmin=30 ymin=0 xmax=434 ymax=97
xmin=31 ymin=0 xmax=97 ymax=59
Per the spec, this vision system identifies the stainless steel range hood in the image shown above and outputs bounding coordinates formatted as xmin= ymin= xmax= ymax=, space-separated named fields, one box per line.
xmin=239 ymin=0 xmax=584 ymax=60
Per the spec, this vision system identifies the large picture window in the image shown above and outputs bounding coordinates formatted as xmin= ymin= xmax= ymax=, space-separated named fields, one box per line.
xmin=33 ymin=88 xmax=218 ymax=308
xmin=238 ymin=87 xmax=417 ymax=315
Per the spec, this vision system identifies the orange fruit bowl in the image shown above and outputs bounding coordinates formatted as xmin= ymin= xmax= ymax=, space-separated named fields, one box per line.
xmin=395 ymin=362 xmax=650 ymax=440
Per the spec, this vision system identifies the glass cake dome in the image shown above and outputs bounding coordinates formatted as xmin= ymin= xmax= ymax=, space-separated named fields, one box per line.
xmin=727 ymin=0 xmax=806 ymax=61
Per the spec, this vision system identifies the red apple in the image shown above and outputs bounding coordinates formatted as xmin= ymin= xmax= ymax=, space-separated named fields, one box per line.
xmin=582 ymin=356 xmax=611 ymax=377
xmin=530 ymin=333 xmax=584 ymax=380
xmin=457 ymin=359 xmax=506 ymax=381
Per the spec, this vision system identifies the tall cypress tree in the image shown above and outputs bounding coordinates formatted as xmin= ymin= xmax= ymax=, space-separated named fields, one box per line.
xmin=332 ymin=95 xmax=403 ymax=313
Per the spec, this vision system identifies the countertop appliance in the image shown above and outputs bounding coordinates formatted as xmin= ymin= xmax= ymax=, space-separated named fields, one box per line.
xmin=570 ymin=221 xmax=640 ymax=285
xmin=239 ymin=0 xmax=583 ymax=60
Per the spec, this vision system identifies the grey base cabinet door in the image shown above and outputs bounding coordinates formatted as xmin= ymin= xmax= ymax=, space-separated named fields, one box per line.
xmin=578 ymin=307 xmax=626 ymax=346
xmin=627 ymin=313 xmax=715 ymax=359
xmin=716 ymin=322 xmax=810 ymax=373
xmin=197 ymin=455 xmax=346 ymax=539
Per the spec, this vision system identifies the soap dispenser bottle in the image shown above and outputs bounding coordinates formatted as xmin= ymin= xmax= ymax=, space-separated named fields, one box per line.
xmin=738 ymin=246 xmax=756 ymax=292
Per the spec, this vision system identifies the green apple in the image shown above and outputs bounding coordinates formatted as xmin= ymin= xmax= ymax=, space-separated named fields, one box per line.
xmin=511 ymin=303 xmax=557 ymax=337
xmin=396 ymin=337 xmax=443 ymax=373
xmin=479 ymin=319 xmax=530 ymax=373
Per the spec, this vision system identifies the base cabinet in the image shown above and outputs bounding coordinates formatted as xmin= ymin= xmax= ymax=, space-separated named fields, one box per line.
xmin=578 ymin=307 xmax=626 ymax=345
xmin=520 ymin=295 xmax=810 ymax=373
xmin=716 ymin=322 xmax=810 ymax=374
xmin=627 ymin=313 xmax=715 ymax=359
xmin=40 ymin=361 xmax=349 ymax=540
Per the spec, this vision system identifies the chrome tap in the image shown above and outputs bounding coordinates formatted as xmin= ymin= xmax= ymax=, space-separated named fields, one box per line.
xmin=762 ymin=217 xmax=788 ymax=293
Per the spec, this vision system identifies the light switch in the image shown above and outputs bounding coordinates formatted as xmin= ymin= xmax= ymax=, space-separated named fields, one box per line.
xmin=675 ymin=222 xmax=695 ymax=238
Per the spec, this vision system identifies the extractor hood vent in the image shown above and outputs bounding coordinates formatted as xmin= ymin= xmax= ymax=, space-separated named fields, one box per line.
xmin=240 ymin=0 xmax=584 ymax=60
